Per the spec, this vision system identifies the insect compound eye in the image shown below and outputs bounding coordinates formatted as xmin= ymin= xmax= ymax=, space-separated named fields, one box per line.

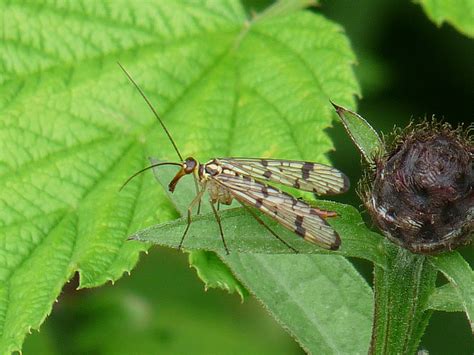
xmin=362 ymin=120 xmax=473 ymax=254
xmin=184 ymin=157 xmax=197 ymax=174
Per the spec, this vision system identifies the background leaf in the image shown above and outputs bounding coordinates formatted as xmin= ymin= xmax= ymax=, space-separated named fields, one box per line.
xmin=226 ymin=253 xmax=373 ymax=354
xmin=0 ymin=0 xmax=360 ymax=351
xmin=188 ymin=250 xmax=248 ymax=300
xmin=416 ymin=0 xmax=474 ymax=38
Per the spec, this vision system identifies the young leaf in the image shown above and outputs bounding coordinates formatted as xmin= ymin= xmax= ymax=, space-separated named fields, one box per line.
xmin=429 ymin=252 xmax=474 ymax=332
xmin=416 ymin=0 xmax=474 ymax=38
xmin=0 ymin=0 xmax=360 ymax=352
xmin=427 ymin=284 xmax=464 ymax=313
xmin=331 ymin=102 xmax=383 ymax=164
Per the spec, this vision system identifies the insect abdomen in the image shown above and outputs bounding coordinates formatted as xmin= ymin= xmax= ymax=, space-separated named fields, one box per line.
xmin=208 ymin=180 xmax=233 ymax=205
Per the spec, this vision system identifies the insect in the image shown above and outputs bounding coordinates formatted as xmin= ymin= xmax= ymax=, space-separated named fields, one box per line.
xmin=119 ymin=64 xmax=350 ymax=254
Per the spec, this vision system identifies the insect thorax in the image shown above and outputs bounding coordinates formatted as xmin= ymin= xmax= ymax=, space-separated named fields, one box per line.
xmin=198 ymin=159 xmax=233 ymax=205
xmin=197 ymin=159 xmax=219 ymax=180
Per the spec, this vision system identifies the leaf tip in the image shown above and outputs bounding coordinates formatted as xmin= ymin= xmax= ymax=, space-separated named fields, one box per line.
xmin=127 ymin=234 xmax=140 ymax=242
xmin=329 ymin=99 xmax=343 ymax=114
xmin=330 ymin=101 xmax=383 ymax=164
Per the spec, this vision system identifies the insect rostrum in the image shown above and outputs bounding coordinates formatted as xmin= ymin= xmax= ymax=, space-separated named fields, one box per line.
xmin=363 ymin=120 xmax=473 ymax=254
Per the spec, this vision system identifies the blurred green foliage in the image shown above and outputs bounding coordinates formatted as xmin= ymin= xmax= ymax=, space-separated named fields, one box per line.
xmin=23 ymin=248 xmax=302 ymax=354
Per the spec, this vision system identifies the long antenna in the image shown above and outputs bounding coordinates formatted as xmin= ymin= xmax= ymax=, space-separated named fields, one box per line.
xmin=118 ymin=62 xmax=184 ymax=161
xmin=119 ymin=162 xmax=182 ymax=191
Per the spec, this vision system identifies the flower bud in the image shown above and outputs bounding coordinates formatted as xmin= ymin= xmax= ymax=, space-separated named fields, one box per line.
xmin=363 ymin=121 xmax=473 ymax=254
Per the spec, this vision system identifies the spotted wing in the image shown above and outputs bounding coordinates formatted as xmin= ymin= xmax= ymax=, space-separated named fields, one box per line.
xmin=218 ymin=158 xmax=349 ymax=195
xmin=213 ymin=172 xmax=341 ymax=250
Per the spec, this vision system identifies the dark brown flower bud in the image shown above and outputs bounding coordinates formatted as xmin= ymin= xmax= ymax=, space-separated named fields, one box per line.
xmin=363 ymin=121 xmax=473 ymax=254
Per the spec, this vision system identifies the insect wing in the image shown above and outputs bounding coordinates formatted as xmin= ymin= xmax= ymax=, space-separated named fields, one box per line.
xmin=218 ymin=158 xmax=349 ymax=195
xmin=214 ymin=172 xmax=341 ymax=250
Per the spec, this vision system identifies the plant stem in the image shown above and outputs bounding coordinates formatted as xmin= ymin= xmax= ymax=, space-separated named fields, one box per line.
xmin=369 ymin=246 xmax=437 ymax=354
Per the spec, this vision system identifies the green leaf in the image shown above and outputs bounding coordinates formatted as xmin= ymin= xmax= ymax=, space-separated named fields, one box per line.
xmin=225 ymin=253 xmax=373 ymax=353
xmin=188 ymin=250 xmax=248 ymax=300
xmin=331 ymin=102 xmax=383 ymax=164
xmin=132 ymin=201 xmax=387 ymax=266
xmin=0 ymin=0 xmax=360 ymax=352
xmin=429 ymin=252 xmax=474 ymax=332
xmin=427 ymin=284 xmax=464 ymax=313
xmin=416 ymin=0 xmax=474 ymax=38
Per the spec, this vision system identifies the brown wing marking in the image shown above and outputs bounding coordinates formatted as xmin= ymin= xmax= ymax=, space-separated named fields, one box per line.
xmin=214 ymin=173 xmax=341 ymax=250
xmin=218 ymin=158 xmax=350 ymax=195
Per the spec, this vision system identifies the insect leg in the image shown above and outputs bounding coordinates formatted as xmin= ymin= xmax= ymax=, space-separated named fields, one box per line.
xmin=178 ymin=183 xmax=207 ymax=250
xmin=193 ymin=176 xmax=202 ymax=215
xmin=236 ymin=201 xmax=299 ymax=254
xmin=209 ymin=201 xmax=230 ymax=255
